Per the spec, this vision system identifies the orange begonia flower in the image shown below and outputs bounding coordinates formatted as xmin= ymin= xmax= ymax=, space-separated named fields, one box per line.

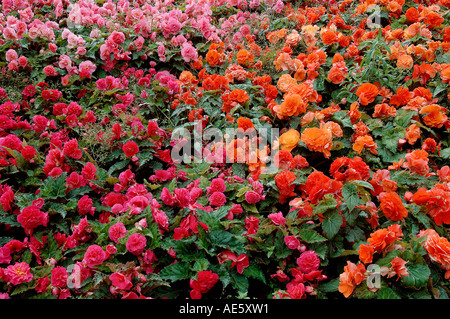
xmin=229 ymin=89 xmax=250 ymax=104
xmin=275 ymin=170 xmax=297 ymax=204
xmin=358 ymin=243 xmax=374 ymax=264
xmin=353 ymin=134 xmax=378 ymax=155
xmin=273 ymin=149 xmax=293 ymax=171
xmin=420 ymin=229 xmax=450 ymax=278
xmin=405 ymin=7 xmax=419 ymax=22
xmin=378 ymin=191 xmax=408 ymax=221
xmin=300 ymin=126 xmax=333 ymax=158
xmin=236 ymin=49 xmax=254 ymax=66
xmin=424 ymin=11 xmax=444 ymax=28
xmin=279 ymin=129 xmax=300 ymax=152
xmin=441 ymin=66 xmax=450 ymax=83
xmin=205 ymin=49 xmax=221 ymax=67
xmin=355 ymin=83 xmax=379 ymax=105
xmin=274 ymin=52 xmax=292 ymax=71
xmin=390 ymin=86 xmax=414 ymax=107
xmin=372 ymin=103 xmax=397 ymax=118
xmin=397 ymin=54 xmax=413 ymax=69
xmin=277 ymin=73 xmax=297 ymax=93
xmin=328 ymin=63 xmax=348 ymax=84
xmin=274 ymin=94 xmax=307 ymax=119
xmin=347 ymin=102 xmax=361 ymax=124
xmin=404 ymin=149 xmax=430 ymax=176
xmin=412 ymin=185 xmax=450 ymax=226
xmin=302 ymin=170 xmax=343 ymax=204
xmin=338 ymin=261 xmax=366 ymax=298
xmin=390 ymin=257 xmax=409 ymax=279
xmin=420 ymin=104 xmax=448 ymax=128
xmin=321 ymin=30 xmax=338 ymax=45
xmin=405 ymin=123 xmax=421 ymax=145
xmin=367 ymin=224 xmax=403 ymax=254
xmin=322 ymin=121 xmax=343 ymax=138
xmin=412 ymin=62 xmax=437 ymax=85
xmin=236 ymin=117 xmax=254 ymax=132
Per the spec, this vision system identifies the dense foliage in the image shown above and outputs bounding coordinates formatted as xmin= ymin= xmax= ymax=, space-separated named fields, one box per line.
xmin=0 ymin=0 xmax=450 ymax=299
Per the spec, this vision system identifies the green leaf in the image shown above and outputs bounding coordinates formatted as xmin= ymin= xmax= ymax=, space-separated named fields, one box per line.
xmin=11 ymin=284 xmax=33 ymax=296
xmin=274 ymin=229 xmax=292 ymax=259
xmin=342 ymin=182 xmax=360 ymax=212
xmin=236 ymin=186 xmax=251 ymax=198
xmin=66 ymin=186 xmax=92 ymax=199
xmin=352 ymin=180 xmax=374 ymax=191
xmin=313 ymin=194 xmax=337 ymax=215
xmin=171 ymin=238 xmax=206 ymax=261
xmin=208 ymin=230 xmax=246 ymax=254
xmin=230 ymin=272 xmax=249 ymax=294
xmin=441 ymin=148 xmax=450 ymax=159
xmin=232 ymin=163 xmax=247 ymax=178
xmin=107 ymin=160 xmax=129 ymax=175
xmin=309 ymin=242 xmax=328 ymax=259
xmin=433 ymin=82 xmax=448 ymax=98
xmin=407 ymin=289 xmax=432 ymax=299
xmin=0 ymin=209 xmax=20 ymax=227
xmin=401 ymin=264 xmax=431 ymax=288
xmin=242 ymin=202 xmax=258 ymax=213
xmin=317 ymin=278 xmax=340 ymax=293
xmin=410 ymin=205 xmax=432 ymax=229
xmin=0 ymin=236 xmax=13 ymax=246
xmin=346 ymin=226 xmax=365 ymax=243
xmin=192 ymin=258 xmax=210 ymax=272
xmin=394 ymin=109 xmax=416 ymax=128
xmin=93 ymin=272 xmax=107 ymax=287
xmin=377 ymin=288 xmax=401 ymax=299
xmin=243 ymin=265 xmax=266 ymax=284
xmin=299 ymin=229 xmax=327 ymax=243
xmin=322 ymin=210 xmax=343 ymax=239
xmin=40 ymin=173 xmax=67 ymax=199
xmin=159 ymin=262 xmax=192 ymax=282
xmin=197 ymin=206 xmax=230 ymax=230
xmin=41 ymin=232 xmax=62 ymax=261
xmin=381 ymin=126 xmax=405 ymax=153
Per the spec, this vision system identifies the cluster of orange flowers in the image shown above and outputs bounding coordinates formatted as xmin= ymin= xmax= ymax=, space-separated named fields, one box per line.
xmin=358 ymin=224 xmax=404 ymax=264
xmin=339 ymin=224 xmax=409 ymax=297
xmin=166 ymin=0 xmax=450 ymax=299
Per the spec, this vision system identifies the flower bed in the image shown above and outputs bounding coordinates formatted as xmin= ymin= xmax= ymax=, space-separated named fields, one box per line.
xmin=0 ymin=0 xmax=450 ymax=299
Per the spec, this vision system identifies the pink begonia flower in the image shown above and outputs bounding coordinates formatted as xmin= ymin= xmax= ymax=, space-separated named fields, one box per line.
xmin=83 ymin=245 xmax=106 ymax=267
xmin=268 ymin=212 xmax=286 ymax=226
xmin=28 ymin=27 xmax=39 ymax=39
xmin=3 ymin=27 xmax=17 ymax=40
xmin=245 ymin=191 xmax=261 ymax=204
xmin=49 ymin=43 xmax=57 ymax=53
xmin=5 ymin=262 xmax=33 ymax=285
xmin=284 ymin=236 xmax=300 ymax=250
xmin=5 ymin=49 xmax=18 ymax=62
xmin=126 ymin=233 xmax=147 ymax=255
xmin=297 ymin=251 xmax=320 ymax=274
xmin=43 ymin=65 xmax=57 ymax=76
xmin=18 ymin=56 xmax=27 ymax=67
xmin=79 ymin=60 xmax=97 ymax=75
xmin=109 ymin=222 xmax=127 ymax=243
xmin=181 ymin=43 xmax=198 ymax=62
xmin=209 ymin=192 xmax=226 ymax=207
xmin=164 ymin=17 xmax=181 ymax=36
xmin=109 ymin=272 xmax=132 ymax=290
xmin=76 ymin=46 xmax=86 ymax=55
